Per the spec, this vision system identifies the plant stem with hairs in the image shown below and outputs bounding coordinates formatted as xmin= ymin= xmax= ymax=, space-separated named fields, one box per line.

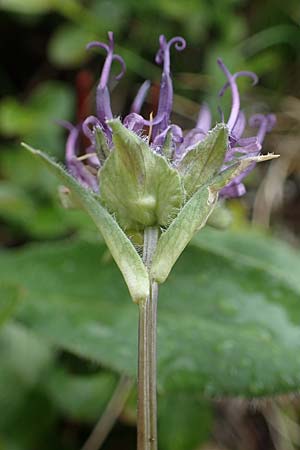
xmin=137 ymin=227 xmax=159 ymax=450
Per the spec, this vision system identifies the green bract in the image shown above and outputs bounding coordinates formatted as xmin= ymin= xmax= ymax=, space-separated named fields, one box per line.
xmin=100 ymin=119 xmax=184 ymax=231
xmin=21 ymin=143 xmax=149 ymax=304
xmin=178 ymin=123 xmax=228 ymax=199
xmin=22 ymin=123 xmax=277 ymax=301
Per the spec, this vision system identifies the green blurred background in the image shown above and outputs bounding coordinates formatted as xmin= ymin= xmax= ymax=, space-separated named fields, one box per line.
xmin=1 ymin=1 xmax=300 ymax=450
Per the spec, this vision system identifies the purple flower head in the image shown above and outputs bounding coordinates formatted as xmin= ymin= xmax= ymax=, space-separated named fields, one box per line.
xmin=86 ymin=31 xmax=126 ymax=140
xmin=215 ymin=59 xmax=275 ymax=198
xmin=62 ymin=32 xmax=276 ymax=199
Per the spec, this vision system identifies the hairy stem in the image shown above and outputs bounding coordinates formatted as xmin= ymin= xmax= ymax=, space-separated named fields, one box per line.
xmin=148 ymin=279 xmax=158 ymax=450
xmin=138 ymin=301 xmax=150 ymax=450
xmin=137 ymin=227 xmax=159 ymax=450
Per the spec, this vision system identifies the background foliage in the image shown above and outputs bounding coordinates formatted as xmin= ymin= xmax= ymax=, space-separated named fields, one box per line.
xmin=1 ymin=1 xmax=300 ymax=449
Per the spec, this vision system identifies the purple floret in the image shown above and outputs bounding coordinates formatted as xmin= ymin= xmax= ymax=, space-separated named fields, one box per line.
xmin=61 ymin=32 xmax=275 ymax=198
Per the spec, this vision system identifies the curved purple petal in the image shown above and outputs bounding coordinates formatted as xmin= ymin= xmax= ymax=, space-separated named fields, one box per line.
xmin=225 ymin=144 xmax=261 ymax=166
xmin=218 ymin=62 xmax=259 ymax=134
xmin=249 ymin=113 xmax=276 ymax=144
xmin=130 ymin=80 xmax=151 ymax=114
xmin=123 ymin=113 xmax=146 ymax=133
xmin=56 ymin=119 xmax=74 ymax=132
xmin=218 ymin=71 xmax=258 ymax=97
xmin=153 ymin=124 xmax=183 ymax=147
xmin=217 ymin=59 xmax=241 ymax=132
xmin=220 ymin=182 xmax=246 ymax=198
xmin=82 ymin=115 xmax=102 ymax=167
xmin=152 ymin=35 xmax=186 ymax=140
xmin=112 ymin=54 xmax=126 ymax=81
xmin=231 ymin=111 xmax=246 ymax=142
xmin=65 ymin=125 xmax=99 ymax=192
xmin=196 ymin=103 xmax=212 ymax=133
xmin=221 ymin=112 xmax=276 ymax=198
xmin=178 ymin=128 xmax=207 ymax=156
xmin=82 ymin=115 xmax=101 ymax=141
xmin=123 ymin=110 xmax=170 ymax=129
xmin=87 ymin=32 xmax=126 ymax=134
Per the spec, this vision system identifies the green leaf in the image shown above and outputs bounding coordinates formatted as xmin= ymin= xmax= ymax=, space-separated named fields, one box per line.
xmin=48 ymin=25 xmax=97 ymax=68
xmin=158 ymin=393 xmax=212 ymax=450
xmin=0 ymin=82 xmax=74 ymax=156
xmin=0 ymin=284 xmax=22 ymax=326
xmin=0 ymin=182 xmax=35 ymax=224
xmin=0 ymin=323 xmax=55 ymax=449
xmin=178 ymin=123 xmax=228 ymax=198
xmin=100 ymin=119 xmax=184 ymax=230
xmin=151 ymin=185 xmax=217 ymax=284
xmin=45 ymin=370 xmax=117 ymax=422
xmin=0 ymin=98 xmax=32 ymax=136
xmin=0 ymin=323 xmax=53 ymax=430
xmin=0 ymin=149 xmax=93 ymax=239
xmin=22 ymin=143 xmax=149 ymax=304
xmin=0 ymin=0 xmax=52 ymax=14
xmin=193 ymin=227 xmax=300 ymax=293
xmin=1 ymin=228 xmax=300 ymax=397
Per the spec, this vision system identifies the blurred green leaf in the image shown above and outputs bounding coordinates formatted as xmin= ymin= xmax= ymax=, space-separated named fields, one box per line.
xmin=0 ymin=0 xmax=52 ymax=14
xmin=48 ymin=24 xmax=97 ymax=68
xmin=0 ymin=147 xmax=58 ymax=192
xmin=0 ymin=182 xmax=35 ymax=224
xmin=193 ymin=227 xmax=300 ymax=292
xmin=0 ymin=99 xmax=33 ymax=136
xmin=0 ymin=177 xmax=93 ymax=239
xmin=240 ymin=24 xmax=300 ymax=56
xmin=158 ymin=393 xmax=212 ymax=450
xmin=0 ymin=323 xmax=56 ymax=449
xmin=0 ymin=82 xmax=74 ymax=156
xmin=45 ymin=369 xmax=117 ymax=422
xmin=0 ymin=149 xmax=94 ymax=238
xmin=0 ymin=323 xmax=53 ymax=430
xmin=0 ymin=284 xmax=21 ymax=326
xmin=0 ymin=228 xmax=300 ymax=396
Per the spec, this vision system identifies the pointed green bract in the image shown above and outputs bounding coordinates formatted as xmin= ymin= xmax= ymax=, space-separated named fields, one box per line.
xmin=21 ymin=143 xmax=149 ymax=304
xmin=151 ymin=151 xmax=279 ymax=283
xmin=178 ymin=123 xmax=228 ymax=198
xmin=100 ymin=119 xmax=184 ymax=231
xmin=210 ymin=153 xmax=280 ymax=193
xmin=161 ymin=128 xmax=173 ymax=161
xmin=94 ymin=126 xmax=110 ymax=162
xmin=151 ymin=185 xmax=218 ymax=284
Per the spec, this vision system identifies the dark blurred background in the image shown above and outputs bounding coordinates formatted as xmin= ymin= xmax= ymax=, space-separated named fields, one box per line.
xmin=1 ymin=1 xmax=300 ymax=450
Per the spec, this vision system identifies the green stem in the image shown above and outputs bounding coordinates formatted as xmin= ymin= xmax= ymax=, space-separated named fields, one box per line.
xmin=148 ymin=280 xmax=158 ymax=450
xmin=81 ymin=375 xmax=133 ymax=450
xmin=137 ymin=227 xmax=159 ymax=450
xmin=138 ymin=301 xmax=150 ymax=450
